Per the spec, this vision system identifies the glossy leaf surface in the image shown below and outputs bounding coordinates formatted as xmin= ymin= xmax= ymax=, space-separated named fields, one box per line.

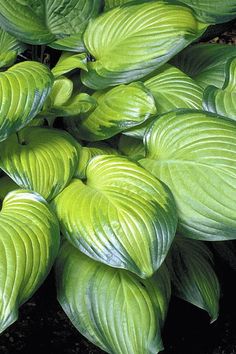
xmin=0 ymin=61 xmax=53 ymax=142
xmin=203 ymin=57 xmax=236 ymax=120
xmin=52 ymin=155 xmax=177 ymax=278
xmin=82 ymin=1 xmax=206 ymax=89
xmin=0 ymin=190 xmax=60 ymax=333
xmin=140 ymin=110 xmax=236 ymax=241
xmin=56 ymin=241 xmax=171 ymax=354
xmin=167 ymin=237 xmax=220 ymax=321
xmin=0 ymin=0 xmax=101 ymax=49
xmin=75 ymin=82 xmax=157 ymax=141
xmin=0 ymin=127 xmax=80 ymax=201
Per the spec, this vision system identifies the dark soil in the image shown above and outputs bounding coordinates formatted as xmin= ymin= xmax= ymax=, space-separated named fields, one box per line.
xmin=0 ymin=257 xmax=236 ymax=354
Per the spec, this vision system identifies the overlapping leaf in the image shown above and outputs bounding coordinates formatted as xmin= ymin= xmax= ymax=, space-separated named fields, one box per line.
xmin=0 ymin=127 xmax=80 ymax=201
xmin=0 ymin=61 xmax=53 ymax=142
xmin=175 ymin=0 xmax=236 ymax=24
xmin=203 ymin=57 xmax=236 ymax=120
xmin=144 ymin=64 xmax=203 ymax=112
xmin=0 ymin=175 xmax=19 ymax=200
xmin=42 ymin=77 xmax=96 ymax=119
xmin=56 ymin=241 xmax=171 ymax=354
xmin=82 ymin=1 xmax=206 ymax=89
xmin=118 ymin=135 xmax=146 ymax=161
xmin=52 ymin=155 xmax=177 ymax=278
xmin=0 ymin=0 xmax=101 ymax=49
xmin=140 ymin=110 xmax=236 ymax=241
xmin=52 ymin=52 xmax=87 ymax=78
xmin=125 ymin=64 xmax=203 ymax=138
xmin=76 ymin=143 xmax=118 ymax=179
xmin=0 ymin=190 xmax=60 ymax=333
xmin=104 ymin=0 xmax=236 ymax=23
xmin=172 ymin=44 xmax=236 ymax=89
xmin=0 ymin=26 xmax=26 ymax=68
xmin=73 ymin=82 xmax=156 ymax=141
xmin=167 ymin=237 xmax=220 ymax=321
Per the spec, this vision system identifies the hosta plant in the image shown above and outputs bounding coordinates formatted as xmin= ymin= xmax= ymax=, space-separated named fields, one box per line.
xmin=0 ymin=1 xmax=235 ymax=353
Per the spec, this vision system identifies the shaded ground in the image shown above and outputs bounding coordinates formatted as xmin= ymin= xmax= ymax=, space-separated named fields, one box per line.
xmin=0 ymin=259 xmax=236 ymax=354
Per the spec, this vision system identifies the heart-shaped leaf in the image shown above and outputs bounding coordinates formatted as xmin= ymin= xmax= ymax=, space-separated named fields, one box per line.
xmin=0 ymin=61 xmax=53 ymax=142
xmin=0 ymin=0 xmax=102 ymax=49
xmin=0 ymin=189 xmax=60 ymax=333
xmin=0 ymin=26 xmax=26 ymax=68
xmin=56 ymin=241 xmax=171 ymax=354
xmin=203 ymin=57 xmax=236 ymax=120
xmin=52 ymin=155 xmax=177 ymax=278
xmin=140 ymin=110 xmax=236 ymax=241
xmin=82 ymin=1 xmax=206 ymax=89
xmin=172 ymin=44 xmax=236 ymax=89
xmin=0 ymin=127 xmax=80 ymax=201
xmin=72 ymin=82 xmax=157 ymax=141
xmin=167 ymin=237 xmax=220 ymax=321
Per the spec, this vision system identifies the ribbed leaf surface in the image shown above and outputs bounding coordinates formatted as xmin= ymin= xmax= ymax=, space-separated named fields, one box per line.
xmin=140 ymin=110 xmax=236 ymax=241
xmin=203 ymin=57 xmax=236 ymax=120
xmin=0 ymin=61 xmax=53 ymax=142
xmin=144 ymin=64 xmax=203 ymax=112
xmin=82 ymin=1 xmax=206 ymax=89
xmin=0 ymin=127 xmax=80 ymax=201
xmin=74 ymin=82 xmax=156 ymax=141
xmin=52 ymin=155 xmax=177 ymax=278
xmin=172 ymin=44 xmax=236 ymax=89
xmin=0 ymin=26 xmax=26 ymax=68
xmin=167 ymin=237 xmax=220 ymax=321
xmin=0 ymin=0 xmax=101 ymax=49
xmin=76 ymin=143 xmax=118 ymax=179
xmin=56 ymin=242 xmax=171 ymax=354
xmin=0 ymin=190 xmax=60 ymax=333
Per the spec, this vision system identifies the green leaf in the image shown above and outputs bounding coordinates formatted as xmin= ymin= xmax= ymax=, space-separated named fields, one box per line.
xmin=104 ymin=0 xmax=131 ymax=10
xmin=144 ymin=64 xmax=203 ymax=112
xmin=105 ymin=0 xmax=236 ymax=23
xmin=52 ymin=155 xmax=177 ymax=278
xmin=174 ymin=0 xmax=236 ymax=24
xmin=52 ymin=52 xmax=88 ymax=78
xmin=71 ymin=82 xmax=157 ymax=141
xmin=76 ymin=142 xmax=118 ymax=179
xmin=172 ymin=44 xmax=236 ymax=89
xmin=203 ymin=57 xmax=236 ymax=120
xmin=0 ymin=127 xmax=80 ymax=201
xmin=140 ymin=110 xmax=236 ymax=241
xmin=0 ymin=61 xmax=53 ymax=142
xmin=0 ymin=175 xmax=19 ymax=200
xmin=118 ymin=135 xmax=146 ymax=161
xmin=56 ymin=241 xmax=171 ymax=354
xmin=0 ymin=189 xmax=60 ymax=333
xmin=42 ymin=77 xmax=97 ymax=120
xmin=0 ymin=0 xmax=102 ymax=48
xmin=82 ymin=1 xmax=207 ymax=89
xmin=0 ymin=26 xmax=26 ymax=68
xmin=167 ymin=237 xmax=220 ymax=321
xmin=125 ymin=63 xmax=204 ymax=138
